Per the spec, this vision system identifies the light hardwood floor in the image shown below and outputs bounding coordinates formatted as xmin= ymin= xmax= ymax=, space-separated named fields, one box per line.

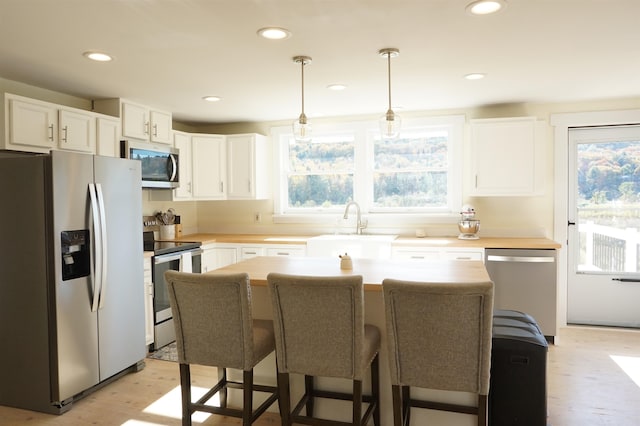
xmin=1 ymin=326 xmax=639 ymax=425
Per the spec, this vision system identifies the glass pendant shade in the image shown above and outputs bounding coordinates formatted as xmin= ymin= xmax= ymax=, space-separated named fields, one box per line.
xmin=293 ymin=113 xmax=312 ymax=142
xmin=292 ymin=56 xmax=312 ymax=142
xmin=379 ymin=48 xmax=401 ymax=140
xmin=379 ymin=108 xmax=401 ymax=140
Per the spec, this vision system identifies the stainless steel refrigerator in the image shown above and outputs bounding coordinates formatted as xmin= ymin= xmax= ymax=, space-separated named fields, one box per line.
xmin=0 ymin=150 xmax=146 ymax=414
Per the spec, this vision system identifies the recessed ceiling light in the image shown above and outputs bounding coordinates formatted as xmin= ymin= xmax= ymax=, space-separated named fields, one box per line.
xmin=203 ymin=96 xmax=221 ymax=102
xmin=257 ymin=27 xmax=291 ymax=40
xmin=465 ymin=73 xmax=486 ymax=80
xmin=83 ymin=51 xmax=113 ymax=62
xmin=327 ymin=84 xmax=347 ymax=91
xmin=466 ymin=0 xmax=506 ymax=15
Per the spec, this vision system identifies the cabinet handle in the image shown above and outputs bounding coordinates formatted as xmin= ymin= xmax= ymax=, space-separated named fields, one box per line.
xmin=248 ymin=180 xmax=252 ymax=192
xmin=276 ymin=252 xmax=289 ymax=256
xmin=153 ymin=123 xmax=158 ymax=137
xmin=410 ymin=255 xmax=425 ymax=259
xmin=220 ymin=182 xmax=224 ymax=193
xmin=145 ymin=121 xmax=150 ymax=135
xmin=48 ymin=124 xmax=54 ymax=141
xmin=455 ymin=256 xmax=472 ymax=260
xmin=245 ymin=251 xmax=257 ymax=255
xmin=61 ymin=125 xmax=68 ymax=142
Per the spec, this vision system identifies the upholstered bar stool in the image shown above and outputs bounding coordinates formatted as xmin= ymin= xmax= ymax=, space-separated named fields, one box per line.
xmin=382 ymin=279 xmax=494 ymax=426
xmin=267 ymin=272 xmax=381 ymax=426
xmin=165 ymin=270 xmax=279 ymax=426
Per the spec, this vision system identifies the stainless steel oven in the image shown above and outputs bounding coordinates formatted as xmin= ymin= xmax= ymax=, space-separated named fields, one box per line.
xmin=151 ymin=244 xmax=202 ymax=350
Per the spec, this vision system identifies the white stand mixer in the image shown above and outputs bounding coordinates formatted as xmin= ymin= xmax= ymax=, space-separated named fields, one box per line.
xmin=458 ymin=205 xmax=480 ymax=240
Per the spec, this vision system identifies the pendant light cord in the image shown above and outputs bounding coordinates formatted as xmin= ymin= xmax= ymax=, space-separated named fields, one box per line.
xmin=387 ymin=52 xmax=392 ymax=111
xmin=301 ymin=59 xmax=306 ymax=116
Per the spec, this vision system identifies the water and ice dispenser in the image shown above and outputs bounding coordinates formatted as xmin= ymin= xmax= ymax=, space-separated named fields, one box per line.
xmin=61 ymin=230 xmax=90 ymax=281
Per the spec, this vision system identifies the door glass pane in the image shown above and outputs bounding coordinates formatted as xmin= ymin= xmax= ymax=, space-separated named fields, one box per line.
xmin=576 ymin=140 xmax=640 ymax=273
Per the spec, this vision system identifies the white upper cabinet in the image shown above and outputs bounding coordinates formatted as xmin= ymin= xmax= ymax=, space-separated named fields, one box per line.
xmin=122 ymin=101 xmax=172 ymax=144
xmin=173 ymin=131 xmax=193 ymax=200
xmin=58 ymin=108 xmax=96 ymax=153
xmin=192 ymin=134 xmax=226 ymax=199
xmin=469 ymin=117 xmax=545 ymax=196
xmin=3 ymin=93 xmax=115 ymax=155
xmin=5 ymin=95 xmax=58 ymax=152
xmin=96 ymin=116 xmax=121 ymax=157
xmin=226 ymin=133 xmax=271 ymax=200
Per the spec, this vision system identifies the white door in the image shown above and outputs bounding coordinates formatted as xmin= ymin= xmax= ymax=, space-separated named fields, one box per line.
xmin=568 ymin=125 xmax=640 ymax=328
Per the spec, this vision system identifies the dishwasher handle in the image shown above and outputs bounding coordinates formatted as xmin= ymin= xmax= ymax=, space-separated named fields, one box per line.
xmin=487 ymin=255 xmax=555 ymax=263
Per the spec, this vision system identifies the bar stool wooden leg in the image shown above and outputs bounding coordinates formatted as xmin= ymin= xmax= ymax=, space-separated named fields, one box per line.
xmin=372 ymin=354 xmax=380 ymax=426
xmin=305 ymin=375 xmax=315 ymax=416
xmin=278 ymin=372 xmax=292 ymax=426
xmin=243 ymin=370 xmax=253 ymax=426
xmin=180 ymin=364 xmax=192 ymax=426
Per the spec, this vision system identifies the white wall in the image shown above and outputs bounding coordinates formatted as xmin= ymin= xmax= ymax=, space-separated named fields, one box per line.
xmin=192 ymin=97 xmax=640 ymax=239
xmin=4 ymin=75 xmax=639 ymax=240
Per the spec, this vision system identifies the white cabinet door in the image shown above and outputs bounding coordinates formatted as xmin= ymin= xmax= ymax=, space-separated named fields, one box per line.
xmin=392 ymin=246 xmax=484 ymax=261
xmin=202 ymin=245 xmax=238 ymax=272
xmin=173 ymin=132 xmax=193 ymax=200
xmin=392 ymin=247 xmax=441 ymax=261
xmin=96 ymin=116 xmax=121 ymax=157
xmin=469 ymin=117 xmax=544 ymax=196
xmin=265 ymin=246 xmax=306 ymax=257
xmin=226 ymin=133 xmax=270 ymax=199
xmin=240 ymin=246 xmax=265 ymax=260
xmin=442 ymin=248 xmax=484 ymax=261
xmin=149 ymin=110 xmax=172 ymax=144
xmin=122 ymin=102 xmax=149 ymax=140
xmin=192 ymin=134 xmax=226 ymax=199
xmin=58 ymin=108 xmax=96 ymax=153
xmin=7 ymin=97 xmax=57 ymax=151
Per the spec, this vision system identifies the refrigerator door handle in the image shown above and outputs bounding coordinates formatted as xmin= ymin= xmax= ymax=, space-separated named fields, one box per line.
xmin=89 ymin=183 xmax=102 ymax=312
xmin=95 ymin=183 xmax=108 ymax=309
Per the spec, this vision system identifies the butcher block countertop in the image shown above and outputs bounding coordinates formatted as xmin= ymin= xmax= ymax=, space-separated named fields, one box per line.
xmin=209 ymin=255 xmax=491 ymax=291
xmin=174 ymin=233 xmax=561 ymax=249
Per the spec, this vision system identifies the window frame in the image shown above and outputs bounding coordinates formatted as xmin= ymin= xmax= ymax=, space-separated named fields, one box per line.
xmin=271 ymin=114 xmax=465 ymax=225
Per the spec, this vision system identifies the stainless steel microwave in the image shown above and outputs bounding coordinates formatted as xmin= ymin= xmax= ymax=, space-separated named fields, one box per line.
xmin=120 ymin=140 xmax=179 ymax=189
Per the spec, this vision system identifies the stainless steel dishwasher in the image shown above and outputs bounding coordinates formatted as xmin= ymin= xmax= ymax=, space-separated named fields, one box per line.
xmin=485 ymin=248 xmax=557 ymax=341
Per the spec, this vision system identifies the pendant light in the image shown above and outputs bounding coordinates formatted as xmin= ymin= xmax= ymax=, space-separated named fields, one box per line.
xmin=292 ymin=55 xmax=312 ymax=142
xmin=378 ymin=48 xmax=401 ymax=140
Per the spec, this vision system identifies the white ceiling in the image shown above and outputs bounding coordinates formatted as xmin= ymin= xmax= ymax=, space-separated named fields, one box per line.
xmin=1 ymin=0 xmax=639 ymax=125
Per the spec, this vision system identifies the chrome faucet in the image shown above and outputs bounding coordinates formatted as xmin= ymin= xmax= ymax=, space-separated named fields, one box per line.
xmin=343 ymin=201 xmax=367 ymax=235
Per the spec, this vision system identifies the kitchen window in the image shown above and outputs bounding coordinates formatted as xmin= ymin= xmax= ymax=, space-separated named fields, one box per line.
xmin=272 ymin=115 xmax=464 ymax=222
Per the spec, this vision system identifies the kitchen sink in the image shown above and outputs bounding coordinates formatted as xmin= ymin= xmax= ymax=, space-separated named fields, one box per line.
xmin=306 ymin=234 xmax=398 ymax=259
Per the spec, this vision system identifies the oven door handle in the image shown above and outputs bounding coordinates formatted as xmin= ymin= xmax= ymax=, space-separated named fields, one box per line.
xmin=154 ymin=248 xmax=202 ymax=265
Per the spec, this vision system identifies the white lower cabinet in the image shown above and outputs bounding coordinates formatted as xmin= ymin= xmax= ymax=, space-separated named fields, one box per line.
xmin=392 ymin=246 xmax=484 ymax=262
xmin=202 ymin=242 xmax=307 ymax=271
xmin=265 ymin=246 xmax=307 ymax=257
xmin=143 ymin=256 xmax=154 ymax=347
xmin=201 ymin=244 xmax=238 ymax=272
xmin=240 ymin=246 xmax=265 ymax=260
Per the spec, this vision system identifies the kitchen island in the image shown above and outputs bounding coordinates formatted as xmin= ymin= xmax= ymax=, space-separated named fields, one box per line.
xmin=209 ymin=256 xmax=491 ymax=426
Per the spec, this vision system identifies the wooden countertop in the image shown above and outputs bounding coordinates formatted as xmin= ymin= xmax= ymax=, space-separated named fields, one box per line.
xmin=207 ymin=255 xmax=491 ymax=291
xmin=393 ymin=236 xmax=561 ymax=249
xmin=174 ymin=233 xmax=560 ymax=249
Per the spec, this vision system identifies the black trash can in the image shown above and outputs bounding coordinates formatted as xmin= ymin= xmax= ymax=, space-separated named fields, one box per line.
xmin=493 ymin=309 xmax=542 ymax=333
xmin=489 ymin=319 xmax=548 ymax=426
